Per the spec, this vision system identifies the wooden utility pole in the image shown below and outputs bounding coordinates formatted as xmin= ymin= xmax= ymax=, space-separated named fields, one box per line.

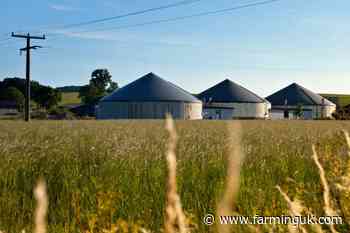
xmin=12 ymin=33 xmax=45 ymax=121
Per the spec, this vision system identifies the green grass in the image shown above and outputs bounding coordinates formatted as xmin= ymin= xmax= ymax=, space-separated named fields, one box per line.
xmin=320 ymin=94 xmax=350 ymax=107
xmin=59 ymin=92 xmax=81 ymax=106
xmin=0 ymin=120 xmax=349 ymax=233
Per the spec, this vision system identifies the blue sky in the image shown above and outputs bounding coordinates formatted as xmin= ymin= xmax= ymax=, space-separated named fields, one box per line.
xmin=0 ymin=0 xmax=349 ymax=96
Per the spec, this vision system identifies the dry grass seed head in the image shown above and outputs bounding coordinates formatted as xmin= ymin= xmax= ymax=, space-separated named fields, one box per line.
xmin=164 ymin=114 xmax=187 ymax=233
xmin=217 ymin=122 xmax=244 ymax=233
xmin=34 ymin=179 xmax=48 ymax=233
xmin=276 ymin=186 xmax=308 ymax=233
xmin=337 ymin=131 xmax=350 ymax=190
xmin=343 ymin=131 xmax=350 ymax=155
xmin=335 ymin=131 xmax=350 ymax=225
xmin=312 ymin=145 xmax=338 ymax=233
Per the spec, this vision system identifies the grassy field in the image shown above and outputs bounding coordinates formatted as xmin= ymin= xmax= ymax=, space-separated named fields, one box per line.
xmin=0 ymin=120 xmax=350 ymax=233
xmin=59 ymin=92 xmax=81 ymax=106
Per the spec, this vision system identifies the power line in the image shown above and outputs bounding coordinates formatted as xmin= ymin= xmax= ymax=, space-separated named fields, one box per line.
xmin=17 ymin=0 xmax=204 ymax=34
xmin=37 ymin=0 xmax=281 ymax=46
xmin=0 ymin=38 xmax=11 ymax=43
xmin=0 ymin=38 xmax=24 ymax=47
xmin=62 ymin=0 xmax=203 ymax=29
xmin=0 ymin=32 xmax=11 ymax=37
xmin=62 ymin=0 xmax=283 ymax=35
xmin=0 ymin=32 xmax=34 ymax=45
xmin=0 ymin=40 xmax=20 ymax=47
xmin=6 ymin=0 xmax=282 ymax=47
xmin=0 ymin=32 xmax=12 ymax=42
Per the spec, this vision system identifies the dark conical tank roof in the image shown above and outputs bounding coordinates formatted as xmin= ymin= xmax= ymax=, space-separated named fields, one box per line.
xmin=197 ymin=79 xmax=266 ymax=103
xmin=266 ymin=83 xmax=335 ymax=106
xmin=101 ymin=73 xmax=201 ymax=103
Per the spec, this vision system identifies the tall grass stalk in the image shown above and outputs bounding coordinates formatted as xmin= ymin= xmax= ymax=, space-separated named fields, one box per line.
xmin=276 ymin=186 xmax=308 ymax=233
xmin=312 ymin=146 xmax=338 ymax=233
xmin=337 ymin=131 xmax=350 ymax=225
xmin=164 ymin=115 xmax=187 ymax=233
xmin=343 ymin=131 xmax=350 ymax=157
xmin=217 ymin=122 xmax=244 ymax=233
xmin=34 ymin=180 xmax=48 ymax=233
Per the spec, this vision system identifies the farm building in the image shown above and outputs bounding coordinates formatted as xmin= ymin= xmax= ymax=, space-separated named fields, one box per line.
xmin=266 ymin=83 xmax=336 ymax=120
xmin=96 ymin=72 xmax=202 ymax=120
xmin=70 ymin=104 xmax=96 ymax=117
xmin=197 ymin=79 xmax=271 ymax=119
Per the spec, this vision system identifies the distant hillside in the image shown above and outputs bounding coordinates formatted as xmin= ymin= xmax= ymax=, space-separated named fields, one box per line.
xmin=57 ymin=86 xmax=83 ymax=93
xmin=320 ymin=93 xmax=350 ymax=107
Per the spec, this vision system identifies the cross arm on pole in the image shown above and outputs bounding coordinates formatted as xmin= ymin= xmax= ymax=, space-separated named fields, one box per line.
xmin=11 ymin=32 xmax=46 ymax=40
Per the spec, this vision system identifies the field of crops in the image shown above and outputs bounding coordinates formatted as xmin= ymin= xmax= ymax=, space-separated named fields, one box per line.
xmin=0 ymin=120 xmax=350 ymax=233
xmin=59 ymin=92 xmax=81 ymax=106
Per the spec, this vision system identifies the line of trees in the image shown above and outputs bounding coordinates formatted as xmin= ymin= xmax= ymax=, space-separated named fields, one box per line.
xmin=0 ymin=69 xmax=118 ymax=118
xmin=0 ymin=78 xmax=61 ymax=111
xmin=56 ymin=86 xmax=83 ymax=93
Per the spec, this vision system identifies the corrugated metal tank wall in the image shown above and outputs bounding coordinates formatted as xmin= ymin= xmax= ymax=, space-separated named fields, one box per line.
xmin=311 ymin=105 xmax=336 ymax=119
xmin=270 ymin=105 xmax=336 ymax=119
xmin=96 ymin=102 xmax=202 ymax=120
xmin=203 ymin=102 xmax=270 ymax=119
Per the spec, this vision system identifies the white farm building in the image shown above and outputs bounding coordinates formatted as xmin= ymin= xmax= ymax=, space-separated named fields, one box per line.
xmin=266 ymin=83 xmax=336 ymax=120
xmin=197 ymin=79 xmax=271 ymax=119
xmin=96 ymin=73 xmax=202 ymax=120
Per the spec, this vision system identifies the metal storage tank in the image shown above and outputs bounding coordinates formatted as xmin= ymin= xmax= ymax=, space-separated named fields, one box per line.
xmin=197 ymin=79 xmax=271 ymax=119
xmin=266 ymin=83 xmax=336 ymax=120
xmin=96 ymin=73 xmax=202 ymax=120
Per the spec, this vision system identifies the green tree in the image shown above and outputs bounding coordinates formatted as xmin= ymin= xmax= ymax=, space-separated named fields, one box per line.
xmin=79 ymin=84 xmax=101 ymax=104
xmin=107 ymin=81 xmax=118 ymax=94
xmin=79 ymin=69 xmax=118 ymax=104
xmin=34 ymin=86 xmax=62 ymax=109
xmin=294 ymin=103 xmax=304 ymax=119
xmin=0 ymin=86 xmax=25 ymax=111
